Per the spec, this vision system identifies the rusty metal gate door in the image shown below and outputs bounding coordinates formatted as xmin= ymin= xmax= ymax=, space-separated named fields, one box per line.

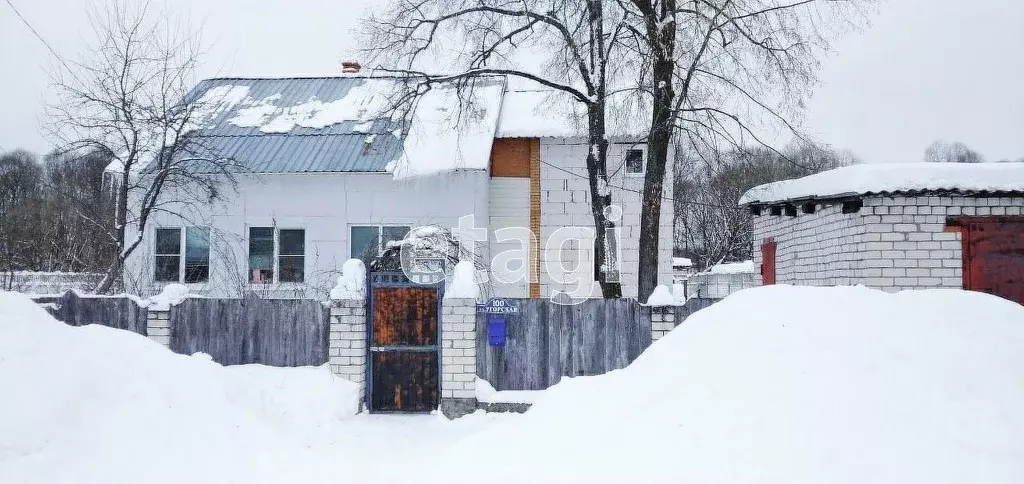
xmin=367 ymin=272 xmax=442 ymax=413
xmin=761 ymin=238 xmax=777 ymax=285
xmin=961 ymin=217 xmax=1024 ymax=306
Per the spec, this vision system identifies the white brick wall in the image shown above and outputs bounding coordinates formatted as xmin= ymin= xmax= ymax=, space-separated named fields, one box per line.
xmin=752 ymin=195 xmax=1024 ymax=292
xmin=328 ymin=299 xmax=367 ymax=406
xmin=539 ymin=138 xmax=674 ymax=299
xmin=752 ymin=202 xmax=866 ymax=286
xmin=441 ymin=297 xmax=478 ymax=401
xmin=146 ymin=310 xmax=171 ymax=346
xmin=650 ymin=309 xmax=676 ymax=341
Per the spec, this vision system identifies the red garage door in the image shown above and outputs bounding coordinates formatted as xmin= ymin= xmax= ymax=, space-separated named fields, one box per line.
xmin=961 ymin=217 xmax=1024 ymax=306
xmin=761 ymin=238 xmax=777 ymax=285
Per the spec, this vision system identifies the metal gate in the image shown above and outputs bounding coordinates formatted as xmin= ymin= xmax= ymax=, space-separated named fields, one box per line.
xmin=366 ymin=272 xmax=442 ymax=413
xmin=960 ymin=217 xmax=1024 ymax=306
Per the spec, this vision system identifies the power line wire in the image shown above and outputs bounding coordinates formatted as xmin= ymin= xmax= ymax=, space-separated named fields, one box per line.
xmin=537 ymin=158 xmax=744 ymax=211
xmin=4 ymin=0 xmax=72 ymax=70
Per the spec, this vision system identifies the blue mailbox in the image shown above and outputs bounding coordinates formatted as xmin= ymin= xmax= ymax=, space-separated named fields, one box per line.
xmin=478 ymin=298 xmax=518 ymax=348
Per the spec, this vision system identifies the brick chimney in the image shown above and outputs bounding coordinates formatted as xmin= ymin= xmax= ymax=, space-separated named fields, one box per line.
xmin=341 ymin=61 xmax=361 ymax=74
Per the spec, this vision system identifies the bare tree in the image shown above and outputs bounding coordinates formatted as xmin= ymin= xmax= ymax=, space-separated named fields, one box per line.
xmin=924 ymin=140 xmax=985 ymax=164
xmin=614 ymin=0 xmax=871 ymax=300
xmin=675 ymin=143 xmax=856 ymax=268
xmin=360 ymin=0 xmax=634 ymax=298
xmin=47 ymin=0 xmax=239 ymax=294
xmin=0 ymin=149 xmax=44 ymax=286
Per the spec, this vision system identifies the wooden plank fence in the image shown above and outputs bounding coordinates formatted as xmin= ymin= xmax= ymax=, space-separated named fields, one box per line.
xmin=31 ymin=290 xmax=148 ymax=336
xmin=169 ymin=296 xmax=330 ymax=367
xmin=476 ymin=298 xmax=651 ymax=391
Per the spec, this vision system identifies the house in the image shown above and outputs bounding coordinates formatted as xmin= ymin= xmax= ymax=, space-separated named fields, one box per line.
xmin=121 ymin=74 xmax=674 ymax=299
xmin=740 ymin=163 xmax=1024 ymax=306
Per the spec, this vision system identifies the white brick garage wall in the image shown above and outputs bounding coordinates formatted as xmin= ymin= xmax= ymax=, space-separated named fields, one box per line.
xmin=752 ymin=195 xmax=1024 ymax=292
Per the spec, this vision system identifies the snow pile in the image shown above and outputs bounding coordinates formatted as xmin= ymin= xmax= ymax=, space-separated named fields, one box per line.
xmin=475 ymin=377 xmax=541 ymax=404
xmin=708 ymin=260 xmax=758 ymax=274
xmin=446 ymin=261 xmax=479 ymax=299
xmin=329 ymin=259 xmax=366 ymax=300
xmin=0 ymin=291 xmax=358 ymax=484
xmin=443 ymin=286 xmax=1024 ymax=482
xmin=644 ymin=284 xmax=679 ymax=306
xmin=147 ymin=283 xmax=190 ymax=310
xmin=740 ymin=162 xmax=1024 ymax=204
xmin=391 ymin=81 xmax=504 ymax=179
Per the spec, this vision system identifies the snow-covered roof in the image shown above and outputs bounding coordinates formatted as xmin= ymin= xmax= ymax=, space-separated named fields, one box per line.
xmin=179 ymin=76 xmax=505 ymax=179
xmin=495 ymin=88 xmax=648 ymax=139
xmin=741 ymin=163 xmax=1024 ymax=205
xmin=672 ymin=257 xmax=693 ymax=268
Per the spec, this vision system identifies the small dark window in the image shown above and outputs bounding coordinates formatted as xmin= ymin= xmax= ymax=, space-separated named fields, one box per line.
xmin=249 ymin=227 xmax=275 ymax=283
xmin=183 ymin=228 xmax=210 ymax=283
xmin=278 ymin=229 xmax=305 ymax=283
xmin=625 ymin=149 xmax=644 ymax=175
xmin=801 ymin=203 xmax=816 ymax=214
xmin=155 ymin=228 xmax=181 ymax=282
xmin=784 ymin=205 xmax=797 ymax=217
xmin=770 ymin=206 xmax=782 ymax=216
xmin=750 ymin=205 xmax=763 ymax=216
xmin=842 ymin=200 xmax=864 ymax=214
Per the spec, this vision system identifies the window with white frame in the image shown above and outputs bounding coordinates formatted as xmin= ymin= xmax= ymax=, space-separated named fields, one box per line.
xmin=154 ymin=227 xmax=210 ymax=283
xmin=625 ymin=148 xmax=645 ymax=175
xmin=248 ymin=227 xmax=305 ymax=283
xmin=350 ymin=225 xmax=410 ymax=265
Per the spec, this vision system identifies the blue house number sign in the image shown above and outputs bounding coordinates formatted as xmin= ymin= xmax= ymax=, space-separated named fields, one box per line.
xmin=479 ymin=299 xmax=518 ymax=347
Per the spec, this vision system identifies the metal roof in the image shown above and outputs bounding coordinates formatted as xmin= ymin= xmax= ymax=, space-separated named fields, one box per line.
xmin=180 ymin=77 xmax=413 ymax=173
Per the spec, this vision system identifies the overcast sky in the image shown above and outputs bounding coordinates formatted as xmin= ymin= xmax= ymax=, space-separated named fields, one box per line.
xmin=2 ymin=0 xmax=1022 ymax=163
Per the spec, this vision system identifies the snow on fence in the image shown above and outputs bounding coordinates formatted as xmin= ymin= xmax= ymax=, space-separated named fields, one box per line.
xmin=168 ymin=296 xmax=330 ymax=367
xmin=684 ymin=272 xmax=760 ymax=299
xmin=2 ymin=272 xmax=104 ymax=294
xmin=475 ymin=298 xmax=651 ymax=392
xmin=30 ymin=290 xmax=148 ymax=336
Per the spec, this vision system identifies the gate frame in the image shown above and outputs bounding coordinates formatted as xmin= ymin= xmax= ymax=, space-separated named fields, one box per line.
xmin=365 ymin=271 xmax=445 ymax=413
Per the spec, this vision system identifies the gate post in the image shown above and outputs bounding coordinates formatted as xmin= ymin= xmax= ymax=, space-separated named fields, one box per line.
xmin=329 ymin=297 xmax=367 ymax=411
xmin=440 ymin=296 xmax=478 ymax=418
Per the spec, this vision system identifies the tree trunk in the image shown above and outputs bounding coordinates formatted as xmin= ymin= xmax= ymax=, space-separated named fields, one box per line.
xmin=94 ymin=169 xmax=131 ymax=294
xmin=637 ymin=3 xmax=677 ymax=302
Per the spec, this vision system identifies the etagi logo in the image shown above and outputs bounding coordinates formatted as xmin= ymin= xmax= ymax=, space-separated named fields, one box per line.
xmin=398 ymin=207 xmax=624 ymax=305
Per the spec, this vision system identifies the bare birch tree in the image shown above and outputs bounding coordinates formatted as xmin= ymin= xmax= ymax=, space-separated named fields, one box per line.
xmin=612 ymin=0 xmax=872 ymax=300
xmin=47 ymin=0 xmax=239 ymax=293
xmin=360 ymin=0 xmax=636 ymax=298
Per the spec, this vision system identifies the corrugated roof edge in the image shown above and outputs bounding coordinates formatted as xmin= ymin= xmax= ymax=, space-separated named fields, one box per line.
xmin=742 ymin=189 xmax=1024 ymax=206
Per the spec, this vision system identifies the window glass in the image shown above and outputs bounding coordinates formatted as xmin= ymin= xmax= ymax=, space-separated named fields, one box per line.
xmin=278 ymin=255 xmax=304 ymax=283
xmin=279 ymin=229 xmax=305 ymax=255
xmin=155 ymin=228 xmax=181 ymax=255
xmin=184 ymin=227 xmax=210 ymax=283
xmin=351 ymin=226 xmax=380 ymax=265
xmin=381 ymin=225 xmax=410 ymax=250
xmin=625 ymin=149 xmax=644 ymax=174
xmin=154 ymin=228 xmax=181 ymax=282
xmin=249 ymin=227 xmax=274 ymax=283
xmin=278 ymin=229 xmax=305 ymax=283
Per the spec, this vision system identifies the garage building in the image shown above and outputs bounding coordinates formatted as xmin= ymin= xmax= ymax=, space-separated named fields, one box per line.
xmin=740 ymin=163 xmax=1024 ymax=306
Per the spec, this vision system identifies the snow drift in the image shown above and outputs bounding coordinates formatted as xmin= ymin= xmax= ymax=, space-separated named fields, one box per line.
xmin=0 ymin=291 xmax=358 ymax=484
xmin=443 ymin=285 xmax=1024 ymax=483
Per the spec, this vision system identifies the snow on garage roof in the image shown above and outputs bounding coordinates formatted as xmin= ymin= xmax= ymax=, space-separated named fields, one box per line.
xmin=740 ymin=162 xmax=1024 ymax=205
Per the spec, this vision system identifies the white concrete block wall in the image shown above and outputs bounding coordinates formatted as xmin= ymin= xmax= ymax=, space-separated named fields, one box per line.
xmin=538 ymin=138 xmax=674 ymax=299
xmin=328 ymin=299 xmax=367 ymax=408
xmin=752 ymin=195 xmax=1024 ymax=292
xmin=751 ymin=202 xmax=867 ymax=286
xmin=146 ymin=310 xmax=171 ymax=347
xmin=440 ymin=298 xmax=478 ymax=403
xmin=650 ymin=308 xmax=676 ymax=341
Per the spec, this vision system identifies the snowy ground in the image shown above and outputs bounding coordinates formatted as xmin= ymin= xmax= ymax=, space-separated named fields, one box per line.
xmin=2 ymin=286 xmax=1023 ymax=483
